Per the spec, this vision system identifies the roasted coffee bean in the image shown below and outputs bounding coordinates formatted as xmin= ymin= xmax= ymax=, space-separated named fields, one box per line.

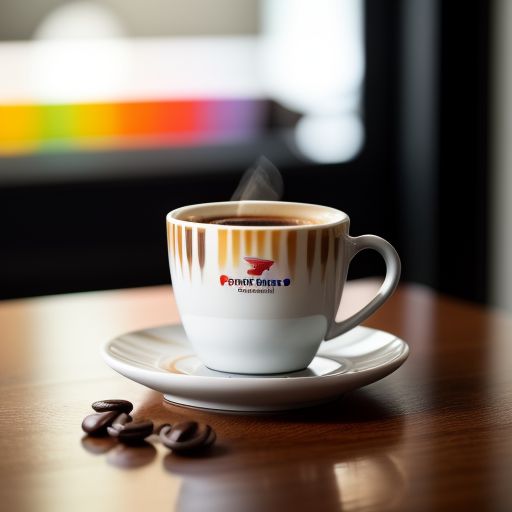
xmin=159 ymin=421 xmax=216 ymax=453
xmin=109 ymin=419 xmax=154 ymax=444
xmin=92 ymin=399 xmax=133 ymax=414
xmin=155 ymin=423 xmax=170 ymax=435
xmin=166 ymin=421 xmax=198 ymax=443
xmin=82 ymin=411 xmax=120 ymax=437
xmin=106 ymin=413 xmax=132 ymax=437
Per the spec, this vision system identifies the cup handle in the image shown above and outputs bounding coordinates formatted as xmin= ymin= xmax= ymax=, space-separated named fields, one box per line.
xmin=325 ymin=234 xmax=401 ymax=340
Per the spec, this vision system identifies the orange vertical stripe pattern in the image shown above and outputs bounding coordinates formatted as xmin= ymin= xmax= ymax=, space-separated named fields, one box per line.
xmin=271 ymin=231 xmax=281 ymax=261
xmin=257 ymin=231 xmax=266 ymax=257
xmin=320 ymin=229 xmax=330 ymax=280
xmin=232 ymin=230 xmax=240 ymax=267
xmin=185 ymin=227 xmax=193 ymax=276
xmin=244 ymin=230 xmax=253 ymax=255
xmin=218 ymin=230 xmax=228 ymax=268
xmin=176 ymin=224 xmax=183 ymax=272
xmin=166 ymin=223 xmax=171 ymax=255
xmin=198 ymin=228 xmax=206 ymax=271
xmin=287 ymin=231 xmax=297 ymax=278
xmin=307 ymin=230 xmax=317 ymax=280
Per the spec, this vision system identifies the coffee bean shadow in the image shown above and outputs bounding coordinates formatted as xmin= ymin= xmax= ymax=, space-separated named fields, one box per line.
xmin=81 ymin=435 xmax=117 ymax=455
xmin=106 ymin=441 xmax=158 ymax=469
xmin=81 ymin=434 xmax=158 ymax=469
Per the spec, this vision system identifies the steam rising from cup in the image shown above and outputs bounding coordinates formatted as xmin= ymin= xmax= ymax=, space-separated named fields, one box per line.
xmin=231 ymin=157 xmax=284 ymax=208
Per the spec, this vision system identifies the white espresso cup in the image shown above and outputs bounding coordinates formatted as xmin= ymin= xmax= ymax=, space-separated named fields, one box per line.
xmin=166 ymin=201 xmax=400 ymax=374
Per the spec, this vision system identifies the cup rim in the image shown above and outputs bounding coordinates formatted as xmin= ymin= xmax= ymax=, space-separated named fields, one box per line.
xmin=166 ymin=200 xmax=348 ymax=230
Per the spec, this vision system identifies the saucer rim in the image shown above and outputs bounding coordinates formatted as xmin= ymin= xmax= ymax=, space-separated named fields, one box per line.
xmin=101 ymin=324 xmax=409 ymax=384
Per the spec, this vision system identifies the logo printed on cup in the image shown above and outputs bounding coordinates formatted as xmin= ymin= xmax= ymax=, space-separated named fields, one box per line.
xmin=219 ymin=274 xmax=292 ymax=289
xmin=220 ymin=256 xmax=292 ymax=293
xmin=244 ymin=257 xmax=274 ymax=276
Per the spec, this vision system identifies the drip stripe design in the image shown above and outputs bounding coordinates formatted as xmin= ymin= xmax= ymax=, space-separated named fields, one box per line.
xmin=176 ymin=224 xmax=183 ymax=272
xmin=287 ymin=231 xmax=297 ymax=278
xmin=271 ymin=231 xmax=280 ymax=261
xmin=307 ymin=230 xmax=317 ymax=279
xmin=321 ymin=229 xmax=330 ymax=280
xmin=257 ymin=231 xmax=266 ymax=257
xmin=198 ymin=229 xmax=206 ymax=271
xmin=218 ymin=230 xmax=228 ymax=269
xmin=232 ymin=230 xmax=240 ymax=267
xmin=245 ymin=230 xmax=253 ymax=255
xmin=168 ymin=224 xmax=341 ymax=283
xmin=185 ymin=227 xmax=193 ymax=274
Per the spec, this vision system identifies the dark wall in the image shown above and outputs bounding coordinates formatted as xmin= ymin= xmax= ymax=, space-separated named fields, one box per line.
xmin=0 ymin=1 xmax=402 ymax=300
xmin=0 ymin=163 xmax=395 ymax=299
xmin=437 ymin=0 xmax=491 ymax=303
xmin=397 ymin=0 xmax=491 ymax=303
xmin=0 ymin=0 xmax=492 ymax=302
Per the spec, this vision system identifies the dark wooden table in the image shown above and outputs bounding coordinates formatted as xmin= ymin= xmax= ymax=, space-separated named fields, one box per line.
xmin=1 ymin=280 xmax=511 ymax=512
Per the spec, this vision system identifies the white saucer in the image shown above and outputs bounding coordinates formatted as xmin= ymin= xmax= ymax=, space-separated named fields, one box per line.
xmin=102 ymin=324 xmax=409 ymax=412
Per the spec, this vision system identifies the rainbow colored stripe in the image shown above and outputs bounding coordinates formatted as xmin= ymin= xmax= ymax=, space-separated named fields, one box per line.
xmin=0 ymin=99 xmax=264 ymax=155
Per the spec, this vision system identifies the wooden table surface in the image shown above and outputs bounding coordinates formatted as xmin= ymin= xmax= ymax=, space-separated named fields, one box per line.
xmin=1 ymin=280 xmax=511 ymax=512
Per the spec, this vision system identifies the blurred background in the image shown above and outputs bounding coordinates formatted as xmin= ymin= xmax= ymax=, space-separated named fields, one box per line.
xmin=0 ymin=0 xmax=508 ymax=311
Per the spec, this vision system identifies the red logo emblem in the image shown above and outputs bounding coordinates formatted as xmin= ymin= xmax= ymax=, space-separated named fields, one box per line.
xmin=244 ymin=257 xmax=274 ymax=276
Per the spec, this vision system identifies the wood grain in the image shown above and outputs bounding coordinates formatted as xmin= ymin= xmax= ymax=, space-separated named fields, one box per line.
xmin=0 ymin=280 xmax=511 ymax=511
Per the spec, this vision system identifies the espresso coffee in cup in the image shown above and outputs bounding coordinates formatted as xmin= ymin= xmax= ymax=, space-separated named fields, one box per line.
xmin=167 ymin=201 xmax=400 ymax=374
xmin=184 ymin=215 xmax=315 ymax=227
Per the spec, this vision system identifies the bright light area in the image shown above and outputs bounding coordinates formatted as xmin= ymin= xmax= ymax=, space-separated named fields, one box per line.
xmin=0 ymin=38 xmax=263 ymax=103
xmin=261 ymin=0 xmax=364 ymax=113
xmin=295 ymin=113 xmax=364 ymax=163
xmin=261 ymin=0 xmax=365 ymax=163
xmin=0 ymin=0 xmax=364 ymax=163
